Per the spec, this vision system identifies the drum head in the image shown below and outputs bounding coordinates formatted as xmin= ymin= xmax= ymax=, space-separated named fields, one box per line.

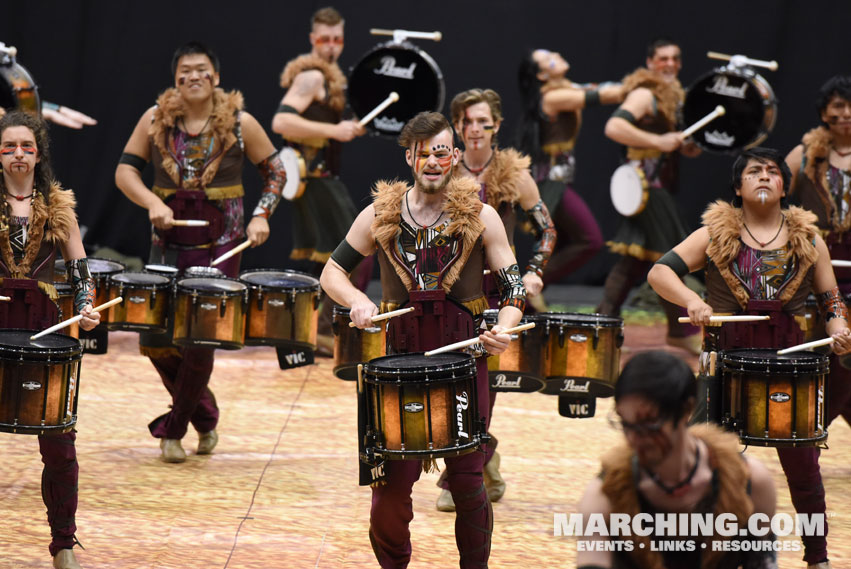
xmin=610 ymin=164 xmax=646 ymax=217
xmin=365 ymin=351 xmax=474 ymax=381
xmin=0 ymin=329 xmax=81 ymax=355
xmin=145 ymin=264 xmax=178 ymax=276
xmin=542 ymin=312 xmax=623 ymax=328
xmin=721 ymin=348 xmax=827 ymax=372
xmin=278 ymin=147 xmax=306 ymax=200
xmin=111 ymin=272 xmax=170 ymax=286
xmin=684 ymin=68 xmax=776 ymax=153
xmin=348 ymin=42 xmax=444 ymax=137
xmin=239 ymin=269 xmax=319 ymax=291
xmin=56 ymin=257 xmax=125 ymax=276
xmin=178 ymin=277 xmax=246 ymax=294
xmin=184 ymin=266 xmax=224 ymax=278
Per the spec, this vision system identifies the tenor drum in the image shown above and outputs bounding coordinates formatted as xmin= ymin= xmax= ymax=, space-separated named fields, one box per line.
xmin=363 ymin=352 xmax=484 ymax=460
xmin=482 ymin=309 xmax=547 ymax=392
xmin=56 ymin=257 xmax=125 ymax=324
xmin=144 ymin=264 xmax=179 ymax=279
xmin=0 ymin=330 xmax=82 ymax=435
xmin=239 ymin=269 xmax=320 ymax=348
xmin=53 ymin=282 xmax=78 ymax=339
xmin=683 ymin=66 xmax=777 ymax=153
xmin=721 ymin=349 xmax=827 ymax=447
xmin=107 ymin=272 xmax=171 ymax=333
xmin=541 ymin=312 xmax=624 ymax=397
xmin=609 ymin=163 xmax=649 ymax=217
xmin=348 ymin=41 xmax=444 ymax=137
xmin=184 ymin=265 xmax=224 ymax=278
xmin=332 ymin=306 xmax=386 ymax=381
xmin=172 ymin=277 xmax=246 ymax=350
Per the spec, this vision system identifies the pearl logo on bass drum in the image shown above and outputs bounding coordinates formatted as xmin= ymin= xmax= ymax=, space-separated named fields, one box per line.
xmin=374 ymin=57 xmax=417 ymax=79
xmin=706 ymin=75 xmax=749 ymax=99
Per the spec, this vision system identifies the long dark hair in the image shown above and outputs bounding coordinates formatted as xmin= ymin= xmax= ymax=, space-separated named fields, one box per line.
xmin=516 ymin=50 xmax=545 ymax=163
xmin=615 ymin=350 xmax=696 ymax=424
xmin=0 ymin=110 xmax=55 ymax=202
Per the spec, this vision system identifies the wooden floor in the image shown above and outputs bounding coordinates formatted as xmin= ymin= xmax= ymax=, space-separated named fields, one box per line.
xmin=1 ymin=325 xmax=850 ymax=568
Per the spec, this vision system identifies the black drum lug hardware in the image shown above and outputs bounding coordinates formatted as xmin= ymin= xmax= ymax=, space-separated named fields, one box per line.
xmin=220 ymin=294 xmax=227 ymax=318
xmin=256 ymin=289 xmax=264 ymax=311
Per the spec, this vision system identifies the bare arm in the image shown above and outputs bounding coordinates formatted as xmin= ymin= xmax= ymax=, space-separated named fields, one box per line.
xmin=810 ymin=235 xmax=851 ymax=353
xmin=320 ymin=205 xmax=378 ymax=328
xmin=604 ymin=87 xmax=682 ymax=152
xmin=647 ymin=227 xmax=713 ymax=325
xmin=575 ymin=477 xmax=614 ymax=568
xmin=785 ymin=144 xmax=804 ymax=196
xmin=240 ymin=112 xmax=280 ymax=246
xmin=515 ymin=170 xmax=553 ymax=297
xmin=480 ymin=204 xmax=523 ymax=351
xmin=58 ymin=217 xmax=101 ymax=330
xmin=541 ymin=82 xmax=623 ymax=115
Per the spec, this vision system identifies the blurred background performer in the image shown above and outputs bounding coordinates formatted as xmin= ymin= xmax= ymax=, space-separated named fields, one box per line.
xmin=648 ymin=147 xmax=851 ymax=569
xmin=576 ymin=351 xmax=777 ymax=569
xmin=597 ymin=38 xmax=702 ymax=354
xmin=114 ymin=42 xmax=284 ymax=463
xmin=321 ymin=111 xmax=523 ymax=569
xmin=516 ymin=49 xmax=622 ymax=304
xmin=434 ymin=87 xmax=555 ymax=511
xmin=272 ymin=6 xmax=373 ymax=357
xmin=0 ymin=111 xmax=100 ymax=569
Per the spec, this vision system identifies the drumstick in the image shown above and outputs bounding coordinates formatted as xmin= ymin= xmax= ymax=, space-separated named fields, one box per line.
xmin=680 ymin=105 xmax=726 ymax=140
xmin=358 ymin=92 xmax=400 ymax=127
xmin=171 ymin=219 xmax=210 ymax=227
xmin=777 ymin=337 xmax=834 ymax=355
xmin=424 ymin=322 xmax=537 ymax=357
xmin=831 ymin=259 xmax=851 ymax=268
xmin=709 ymin=351 xmax=717 ymax=376
xmin=348 ymin=306 xmax=415 ymax=327
xmin=30 ymin=296 xmax=123 ymax=340
xmin=210 ymin=240 xmax=251 ymax=266
xmin=0 ymin=296 xmax=10 ymax=301
xmin=677 ymin=315 xmax=770 ymax=324
xmin=707 ymin=51 xmax=779 ymax=71
xmin=357 ymin=363 xmax=364 ymax=395
xmin=370 ymin=28 xmax=442 ymax=42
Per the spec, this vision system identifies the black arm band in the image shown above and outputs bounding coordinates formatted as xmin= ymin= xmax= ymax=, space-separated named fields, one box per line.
xmin=119 ymin=152 xmax=148 ymax=171
xmin=330 ymin=239 xmax=366 ymax=273
xmin=655 ymin=250 xmax=689 ymax=278
xmin=277 ymin=104 xmax=300 ymax=114
xmin=611 ymin=108 xmax=636 ymax=124
xmin=584 ymin=89 xmax=601 ymax=107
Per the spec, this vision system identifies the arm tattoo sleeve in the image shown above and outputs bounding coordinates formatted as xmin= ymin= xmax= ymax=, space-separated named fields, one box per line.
xmin=817 ymin=287 xmax=849 ymax=323
xmin=66 ymin=257 xmax=96 ymax=313
xmin=495 ymin=263 xmax=527 ymax=312
xmin=252 ymin=151 xmax=286 ymax=219
xmin=524 ymin=200 xmax=556 ymax=277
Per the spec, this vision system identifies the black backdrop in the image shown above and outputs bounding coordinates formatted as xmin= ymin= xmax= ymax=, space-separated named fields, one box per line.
xmin=2 ymin=0 xmax=849 ymax=283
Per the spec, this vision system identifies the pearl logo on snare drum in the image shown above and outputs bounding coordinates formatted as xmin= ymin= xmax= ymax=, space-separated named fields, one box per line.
xmin=706 ymin=75 xmax=749 ymax=99
xmin=456 ymin=392 xmax=469 ymax=438
xmin=769 ymin=392 xmax=791 ymax=403
xmin=22 ymin=381 xmax=41 ymax=391
xmin=404 ymin=402 xmax=424 ymax=413
xmin=374 ymin=56 xmax=417 ymax=79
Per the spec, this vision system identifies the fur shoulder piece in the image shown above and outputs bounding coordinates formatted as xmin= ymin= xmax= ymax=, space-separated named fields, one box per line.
xmin=703 ymin=200 xmax=819 ymax=308
xmin=480 ymin=148 xmax=531 ymax=209
xmin=621 ymin=67 xmax=684 ymax=128
xmin=802 ymin=125 xmax=832 ymax=185
xmin=149 ymin=88 xmax=244 ymax=190
xmin=279 ymin=53 xmax=346 ymax=113
xmin=371 ymin=180 xmax=415 ymax=290
xmin=43 ymin=183 xmax=77 ymax=244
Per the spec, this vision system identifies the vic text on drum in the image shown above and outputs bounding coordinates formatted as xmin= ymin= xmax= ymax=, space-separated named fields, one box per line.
xmin=271 ymin=7 xmax=373 ymax=357
xmin=320 ymin=111 xmax=524 ymax=569
xmin=114 ymin=42 xmax=285 ymax=464
xmin=0 ymin=111 xmax=100 ymax=569
xmin=648 ymin=147 xmax=851 ymax=567
xmin=598 ymin=38 xmax=702 ymax=355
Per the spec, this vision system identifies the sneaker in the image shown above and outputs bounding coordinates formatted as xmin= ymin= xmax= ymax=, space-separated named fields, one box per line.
xmin=160 ymin=438 xmax=186 ymax=463
xmin=53 ymin=549 xmax=82 ymax=569
xmin=436 ymin=488 xmax=455 ymax=512
xmin=197 ymin=430 xmax=218 ymax=455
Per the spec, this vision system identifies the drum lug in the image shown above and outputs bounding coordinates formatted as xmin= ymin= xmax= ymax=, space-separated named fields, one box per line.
xmin=314 ymin=294 xmax=320 ymax=310
xmin=256 ymin=289 xmax=263 ymax=311
xmin=616 ymin=328 xmax=625 ymax=348
xmin=150 ymin=289 xmax=156 ymax=309
xmin=290 ymin=291 xmax=297 ymax=306
xmin=220 ymin=296 xmax=227 ymax=318
xmin=592 ymin=326 xmax=600 ymax=350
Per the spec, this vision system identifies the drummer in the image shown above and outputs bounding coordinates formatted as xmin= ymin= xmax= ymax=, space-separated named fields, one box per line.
xmin=272 ymin=6 xmax=372 ymax=357
xmin=647 ymin=146 xmax=851 ymax=569
xmin=432 ymin=87 xmax=555 ymax=511
xmin=0 ymin=111 xmax=100 ymax=568
xmin=320 ymin=111 xmax=522 ymax=568
xmin=597 ymin=37 xmax=702 ymax=355
xmin=114 ymin=41 xmax=285 ymax=463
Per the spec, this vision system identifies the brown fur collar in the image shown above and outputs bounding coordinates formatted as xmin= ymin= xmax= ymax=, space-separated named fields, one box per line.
xmin=801 ymin=126 xmax=840 ymax=228
xmin=279 ymin=53 xmax=346 ymax=113
xmin=455 ymin=148 xmax=530 ymax=209
xmin=149 ymin=88 xmax=243 ymax=191
xmin=621 ymin=67 xmax=684 ymax=129
xmin=371 ymin=177 xmax=484 ymax=292
xmin=1 ymin=182 xmax=75 ymax=278
xmin=601 ymin=424 xmax=752 ymax=569
xmin=703 ymin=200 xmax=819 ymax=309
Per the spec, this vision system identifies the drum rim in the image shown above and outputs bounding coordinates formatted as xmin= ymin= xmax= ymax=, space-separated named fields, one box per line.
xmin=721 ymin=348 xmax=828 ymax=371
xmin=238 ymin=267 xmax=320 ymax=291
xmin=110 ymin=271 xmax=172 ymax=286
xmin=144 ymin=263 xmax=179 ymax=275
xmin=176 ymin=276 xmax=247 ymax=294
xmin=0 ymin=328 xmax=82 ymax=355
xmin=70 ymin=256 xmax=126 ymax=274
xmin=364 ymin=351 xmax=475 ymax=377
xmin=539 ymin=311 xmax=624 ymax=327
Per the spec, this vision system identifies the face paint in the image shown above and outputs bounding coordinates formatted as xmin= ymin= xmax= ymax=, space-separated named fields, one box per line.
xmin=413 ymin=141 xmax=427 ymax=175
xmin=0 ymin=144 xmax=36 ymax=155
xmin=314 ymin=36 xmax=344 ymax=46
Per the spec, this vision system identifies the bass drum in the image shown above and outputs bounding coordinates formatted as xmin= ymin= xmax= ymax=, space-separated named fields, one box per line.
xmin=348 ymin=41 xmax=444 ymax=137
xmin=0 ymin=52 xmax=40 ymax=114
xmin=683 ymin=66 xmax=777 ymax=153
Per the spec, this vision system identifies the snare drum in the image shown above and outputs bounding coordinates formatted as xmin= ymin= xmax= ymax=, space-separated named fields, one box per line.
xmin=721 ymin=349 xmax=827 ymax=447
xmin=239 ymin=269 xmax=320 ymax=349
xmin=53 ymin=282 xmax=78 ymax=338
xmin=0 ymin=330 xmax=82 ymax=435
xmin=332 ymin=306 xmax=386 ymax=381
xmin=541 ymin=312 xmax=624 ymax=397
xmin=683 ymin=66 xmax=777 ymax=153
xmin=107 ymin=272 xmax=171 ymax=333
xmin=610 ymin=163 xmax=649 ymax=217
xmin=482 ymin=309 xmax=547 ymax=392
xmin=348 ymin=41 xmax=444 ymax=137
xmin=172 ymin=277 xmax=246 ymax=350
xmin=363 ymin=352 xmax=484 ymax=460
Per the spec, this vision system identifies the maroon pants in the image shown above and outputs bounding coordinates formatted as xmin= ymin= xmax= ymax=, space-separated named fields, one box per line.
xmin=370 ymin=359 xmax=492 ymax=568
xmin=38 ymin=431 xmax=78 ymax=556
xmin=542 ymin=185 xmax=604 ymax=286
xmin=776 ymin=354 xmax=851 ymax=564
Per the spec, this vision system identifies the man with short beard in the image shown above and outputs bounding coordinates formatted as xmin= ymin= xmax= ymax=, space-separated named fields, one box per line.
xmin=320 ymin=111 xmax=524 ymax=568
xmin=272 ymin=6 xmax=371 ymax=356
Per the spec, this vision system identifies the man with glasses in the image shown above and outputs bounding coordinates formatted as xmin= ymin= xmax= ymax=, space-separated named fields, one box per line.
xmin=575 ymin=351 xmax=777 ymax=569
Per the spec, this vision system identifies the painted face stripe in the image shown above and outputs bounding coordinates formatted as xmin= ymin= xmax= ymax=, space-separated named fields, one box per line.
xmin=1 ymin=145 xmax=36 ymax=155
